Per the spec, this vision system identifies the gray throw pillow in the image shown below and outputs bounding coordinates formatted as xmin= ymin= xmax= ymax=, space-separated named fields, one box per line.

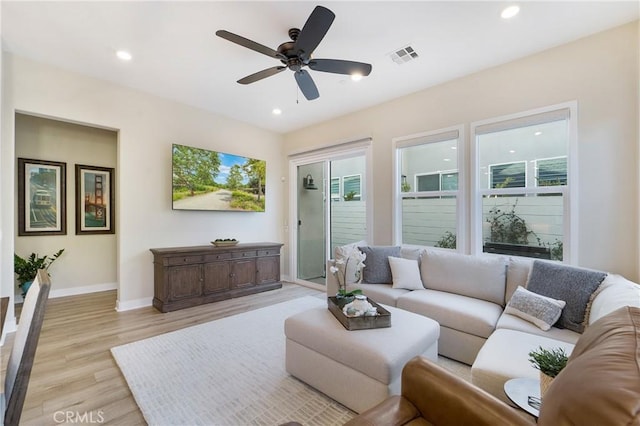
xmin=358 ymin=246 xmax=401 ymax=284
xmin=526 ymin=260 xmax=606 ymax=333
xmin=505 ymin=286 xmax=566 ymax=331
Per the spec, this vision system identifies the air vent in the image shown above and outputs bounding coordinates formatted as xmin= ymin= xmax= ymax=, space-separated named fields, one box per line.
xmin=389 ymin=45 xmax=419 ymax=65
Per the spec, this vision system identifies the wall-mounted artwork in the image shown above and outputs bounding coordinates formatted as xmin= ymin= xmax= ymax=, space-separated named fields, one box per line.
xmin=172 ymin=143 xmax=266 ymax=212
xmin=18 ymin=158 xmax=67 ymax=236
xmin=75 ymin=164 xmax=115 ymax=234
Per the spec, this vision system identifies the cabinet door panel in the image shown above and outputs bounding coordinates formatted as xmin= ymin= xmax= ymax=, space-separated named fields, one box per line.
xmin=203 ymin=261 xmax=230 ymax=294
xmin=168 ymin=265 xmax=202 ymax=300
xmin=256 ymin=256 xmax=280 ymax=285
xmin=231 ymin=259 xmax=256 ymax=288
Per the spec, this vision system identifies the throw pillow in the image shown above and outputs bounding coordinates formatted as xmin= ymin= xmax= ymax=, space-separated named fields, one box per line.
xmin=358 ymin=246 xmax=401 ymax=284
xmin=504 ymin=286 xmax=566 ymax=331
xmin=334 ymin=240 xmax=367 ymax=284
xmin=526 ymin=260 xmax=606 ymax=333
xmin=388 ymin=256 xmax=424 ymax=290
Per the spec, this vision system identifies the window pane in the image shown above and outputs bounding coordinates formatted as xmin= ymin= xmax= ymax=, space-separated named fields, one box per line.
xmin=490 ymin=162 xmax=526 ymax=188
xmin=343 ymin=175 xmax=361 ymax=201
xmin=441 ymin=172 xmax=458 ymax=190
xmin=417 ymin=174 xmax=439 ymax=191
xmin=478 ymin=120 xmax=567 ymax=190
xmin=537 ymin=157 xmax=567 ymax=186
xmin=481 ymin=194 xmax=563 ymax=260
xmin=401 ymin=196 xmax=457 ymax=248
xmin=330 ymin=177 xmax=340 ymax=200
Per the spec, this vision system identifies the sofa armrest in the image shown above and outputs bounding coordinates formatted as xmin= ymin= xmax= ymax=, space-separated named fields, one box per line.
xmin=326 ymin=259 xmax=339 ymax=297
xmin=344 ymin=395 xmax=421 ymax=426
xmin=403 ymin=356 xmax=535 ymax=426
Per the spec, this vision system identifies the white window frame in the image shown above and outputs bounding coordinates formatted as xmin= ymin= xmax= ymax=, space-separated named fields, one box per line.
xmin=414 ymin=172 xmax=441 ymax=192
xmin=342 ymin=174 xmax=362 ymax=200
xmin=392 ymin=125 xmax=466 ymax=252
xmin=470 ymin=102 xmax=577 ymax=264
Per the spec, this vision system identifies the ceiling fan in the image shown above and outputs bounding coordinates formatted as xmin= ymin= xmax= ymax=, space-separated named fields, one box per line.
xmin=216 ymin=5 xmax=372 ymax=101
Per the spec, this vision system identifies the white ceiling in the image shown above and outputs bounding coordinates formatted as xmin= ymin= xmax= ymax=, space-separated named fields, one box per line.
xmin=1 ymin=1 xmax=638 ymax=134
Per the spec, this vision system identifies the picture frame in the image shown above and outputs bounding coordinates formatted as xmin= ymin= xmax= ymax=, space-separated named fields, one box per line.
xmin=75 ymin=164 xmax=115 ymax=234
xmin=18 ymin=158 xmax=67 ymax=236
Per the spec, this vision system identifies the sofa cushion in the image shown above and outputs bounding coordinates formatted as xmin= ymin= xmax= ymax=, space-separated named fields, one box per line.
xmin=538 ymin=306 xmax=640 ymax=426
xmin=504 ymin=286 xmax=566 ymax=331
xmin=471 ymin=329 xmax=575 ymax=406
xmin=334 ymin=240 xmax=367 ymax=284
xmin=421 ymin=249 xmax=508 ymax=306
xmin=495 ymin=312 xmax=581 ymax=344
xmin=526 ymin=260 xmax=606 ymax=333
xmin=359 ymin=246 xmax=401 ymax=284
xmin=588 ymin=273 xmax=640 ymax=325
xmin=398 ymin=290 xmax=503 ymax=339
xmin=389 ymin=256 xmax=423 ymax=290
xmin=349 ymin=283 xmax=410 ymax=307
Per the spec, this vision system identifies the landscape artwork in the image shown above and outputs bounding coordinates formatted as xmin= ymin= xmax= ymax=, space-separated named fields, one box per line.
xmin=172 ymin=143 xmax=266 ymax=212
xmin=75 ymin=164 xmax=115 ymax=234
xmin=18 ymin=158 xmax=67 ymax=236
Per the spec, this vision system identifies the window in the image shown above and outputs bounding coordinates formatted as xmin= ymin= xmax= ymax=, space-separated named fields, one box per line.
xmin=342 ymin=174 xmax=361 ymax=201
xmin=330 ymin=177 xmax=340 ymax=201
xmin=392 ymin=103 xmax=574 ymax=262
xmin=394 ymin=128 xmax=461 ymax=249
xmin=475 ymin=106 xmax=573 ymax=261
xmin=537 ymin=157 xmax=567 ymax=186
xmin=489 ymin=162 xmax=526 ymax=188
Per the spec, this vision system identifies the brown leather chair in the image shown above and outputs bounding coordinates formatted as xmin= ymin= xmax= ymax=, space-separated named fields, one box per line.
xmin=2 ymin=269 xmax=51 ymax=426
xmin=345 ymin=356 xmax=534 ymax=426
xmin=346 ymin=306 xmax=640 ymax=426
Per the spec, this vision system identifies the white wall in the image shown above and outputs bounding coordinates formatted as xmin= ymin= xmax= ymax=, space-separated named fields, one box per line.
xmin=284 ymin=21 xmax=640 ymax=280
xmin=1 ymin=54 xmax=285 ymax=311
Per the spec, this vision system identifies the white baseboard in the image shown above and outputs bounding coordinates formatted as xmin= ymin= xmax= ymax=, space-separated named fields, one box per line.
xmin=49 ymin=282 xmax=118 ymax=299
xmin=116 ymin=297 xmax=153 ymax=312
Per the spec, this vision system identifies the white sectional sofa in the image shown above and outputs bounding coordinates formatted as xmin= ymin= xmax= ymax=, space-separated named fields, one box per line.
xmin=326 ymin=245 xmax=640 ymax=402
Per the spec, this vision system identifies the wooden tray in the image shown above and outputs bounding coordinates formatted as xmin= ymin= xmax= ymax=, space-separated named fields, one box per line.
xmin=327 ymin=296 xmax=391 ymax=331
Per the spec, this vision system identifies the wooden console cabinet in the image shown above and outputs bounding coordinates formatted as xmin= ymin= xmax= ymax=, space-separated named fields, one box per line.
xmin=150 ymin=242 xmax=283 ymax=312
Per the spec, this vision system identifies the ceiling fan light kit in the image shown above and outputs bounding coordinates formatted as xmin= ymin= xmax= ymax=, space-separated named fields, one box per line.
xmin=216 ymin=5 xmax=372 ymax=101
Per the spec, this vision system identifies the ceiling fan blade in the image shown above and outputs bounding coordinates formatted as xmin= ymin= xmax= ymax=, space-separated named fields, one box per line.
xmin=294 ymin=70 xmax=319 ymax=100
xmin=216 ymin=30 xmax=283 ymax=59
xmin=237 ymin=66 xmax=286 ymax=85
xmin=294 ymin=6 xmax=335 ymax=62
xmin=309 ymin=59 xmax=372 ymax=76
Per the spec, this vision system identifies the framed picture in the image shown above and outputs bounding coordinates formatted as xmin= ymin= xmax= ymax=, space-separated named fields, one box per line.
xmin=75 ymin=164 xmax=115 ymax=234
xmin=18 ymin=158 xmax=67 ymax=236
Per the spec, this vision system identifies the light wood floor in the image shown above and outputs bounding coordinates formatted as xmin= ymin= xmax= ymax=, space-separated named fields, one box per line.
xmin=1 ymin=283 xmax=320 ymax=425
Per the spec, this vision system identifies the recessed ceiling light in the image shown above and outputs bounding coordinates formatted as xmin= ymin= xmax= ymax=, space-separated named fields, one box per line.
xmin=443 ymin=158 xmax=451 ymax=162
xmin=534 ymin=131 xmax=542 ymax=136
xmin=501 ymin=5 xmax=520 ymax=19
xmin=116 ymin=50 xmax=132 ymax=61
xmin=272 ymin=108 xmax=282 ymax=115
xmin=351 ymin=74 xmax=363 ymax=82
xmin=451 ymin=146 xmax=457 ymax=150
xmin=509 ymin=150 xmax=516 ymax=154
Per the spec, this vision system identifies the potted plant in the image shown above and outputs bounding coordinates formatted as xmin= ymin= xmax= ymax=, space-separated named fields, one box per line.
xmin=528 ymin=346 xmax=568 ymax=397
xmin=14 ymin=249 xmax=65 ymax=296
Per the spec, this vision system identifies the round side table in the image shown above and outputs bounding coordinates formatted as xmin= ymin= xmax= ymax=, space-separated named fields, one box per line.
xmin=504 ymin=377 xmax=541 ymax=418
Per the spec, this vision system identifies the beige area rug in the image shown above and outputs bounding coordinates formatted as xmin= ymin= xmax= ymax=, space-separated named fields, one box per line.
xmin=111 ymin=296 xmax=472 ymax=426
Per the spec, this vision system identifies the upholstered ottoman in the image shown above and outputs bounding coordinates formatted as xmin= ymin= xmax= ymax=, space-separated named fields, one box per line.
xmin=284 ymin=304 xmax=440 ymax=413
xmin=471 ymin=329 xmax=575 ymax=405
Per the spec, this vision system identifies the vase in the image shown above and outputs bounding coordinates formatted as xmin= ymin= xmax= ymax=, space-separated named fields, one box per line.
xmin=539 ymin=371 xmax=554 ymax=398
xmin=20 ymin=280 xmax=33 ymax=297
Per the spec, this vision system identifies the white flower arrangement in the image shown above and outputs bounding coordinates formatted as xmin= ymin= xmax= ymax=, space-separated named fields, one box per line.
xmin=330 ymin=250 xmax=366 ymax=297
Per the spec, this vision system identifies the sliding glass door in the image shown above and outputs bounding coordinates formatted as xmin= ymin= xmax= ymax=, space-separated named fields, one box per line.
xmin=291 ymin=143 xmax=371 ymax=288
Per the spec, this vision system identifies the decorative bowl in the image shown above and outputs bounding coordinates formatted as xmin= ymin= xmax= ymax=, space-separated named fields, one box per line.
xmin=212 ymin=240 xmax=239 ymax=247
